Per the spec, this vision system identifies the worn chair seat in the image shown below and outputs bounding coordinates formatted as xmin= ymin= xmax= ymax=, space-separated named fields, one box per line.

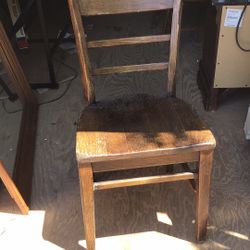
xmin=76 ymin=95 xmax=216 ymax=165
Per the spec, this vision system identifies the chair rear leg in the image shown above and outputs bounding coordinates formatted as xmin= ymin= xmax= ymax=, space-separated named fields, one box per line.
xmin=196 ymin=150 xmax=213 ymax=241
xmin=79 ymin=164 xmax=95 ymax=250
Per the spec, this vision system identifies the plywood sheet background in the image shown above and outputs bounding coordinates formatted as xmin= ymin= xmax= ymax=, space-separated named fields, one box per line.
xmin=214 ymin=6 xmax=250 ymax=88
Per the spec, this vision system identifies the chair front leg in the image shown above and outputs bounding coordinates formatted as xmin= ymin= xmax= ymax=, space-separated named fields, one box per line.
xmin=196 ymin=150 xmax=214 ymax=241
xmin=79 ymin=163 xmax=96 ymax=250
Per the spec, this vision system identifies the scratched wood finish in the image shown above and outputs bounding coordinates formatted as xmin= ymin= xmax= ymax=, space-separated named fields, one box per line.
xmin=79 ymin=0 xmax=174 ymax=16
xmin=77 ymin=96 xmax=215 ymax=164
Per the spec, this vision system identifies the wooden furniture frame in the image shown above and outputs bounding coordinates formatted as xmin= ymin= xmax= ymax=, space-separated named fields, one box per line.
xmin=0 ymin=22 xmax=38 ymax=204
xmin=0 ymin=161 xmax=29 ymax=214
xmin=68 ymin=1 xmax=216 ymax=249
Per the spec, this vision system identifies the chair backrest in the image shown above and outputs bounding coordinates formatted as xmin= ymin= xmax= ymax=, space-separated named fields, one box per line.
xmin=68 ymin=0 xmax=182 ymax=104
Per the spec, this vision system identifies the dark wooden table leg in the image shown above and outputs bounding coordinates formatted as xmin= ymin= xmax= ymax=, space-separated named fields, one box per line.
xmin=196 ymin=150 xmax=213 ymax=241
xmin=79 ymin=163 xmax=95 ymax=250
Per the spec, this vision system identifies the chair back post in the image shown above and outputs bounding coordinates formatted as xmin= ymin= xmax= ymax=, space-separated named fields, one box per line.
xmin=68 ymin=0 xmax=95 ymax=104
xmin=167 ymin=0 xmax=182 ymax=96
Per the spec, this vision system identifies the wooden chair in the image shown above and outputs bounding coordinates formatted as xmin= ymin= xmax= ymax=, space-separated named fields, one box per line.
xmin=67 ymin=0 xmax=216 ymax=249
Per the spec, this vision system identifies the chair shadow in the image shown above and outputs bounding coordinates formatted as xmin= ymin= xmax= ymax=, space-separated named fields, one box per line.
xmin=42 ymin=171 xmax=201 ymax=249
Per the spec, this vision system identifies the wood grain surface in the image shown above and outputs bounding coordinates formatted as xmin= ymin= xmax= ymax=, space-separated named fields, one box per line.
xmin=1 ymin=9 xmax=250 ymax=250
xmin=94 ymin=172 xmax=197 ymax=190
xmin=87 ymin=35 xmax=171 ymax=48
xmin=76 ymin=95 xmax=215 ymax=163
xmin=92 ymin=62 xmax=169 ymax=75
xmin=79 ymin=0 xmax=174 ymax=16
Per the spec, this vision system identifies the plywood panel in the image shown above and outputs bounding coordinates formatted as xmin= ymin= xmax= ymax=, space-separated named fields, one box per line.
xmin=214 ymin=6 xmax=250 ymax=88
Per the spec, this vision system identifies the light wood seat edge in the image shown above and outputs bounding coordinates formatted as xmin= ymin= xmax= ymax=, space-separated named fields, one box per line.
xmin=76 ymin=142 xmax=215 ymax=165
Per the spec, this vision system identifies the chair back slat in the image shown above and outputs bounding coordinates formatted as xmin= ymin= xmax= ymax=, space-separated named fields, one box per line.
xmin=79 ymin=0 xmax=174 ymax=16
xmin=87 ymin=34 xmax=171 ymax=48
xmin=92 ymin=62 xmax=168 ymax=76
xmin=68 ymin=0 xmax=182 ymax=104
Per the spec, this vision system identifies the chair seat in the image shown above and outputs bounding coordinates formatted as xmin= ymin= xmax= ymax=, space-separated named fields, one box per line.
xmin=76 ymin=95 xmax=216 ymax=163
